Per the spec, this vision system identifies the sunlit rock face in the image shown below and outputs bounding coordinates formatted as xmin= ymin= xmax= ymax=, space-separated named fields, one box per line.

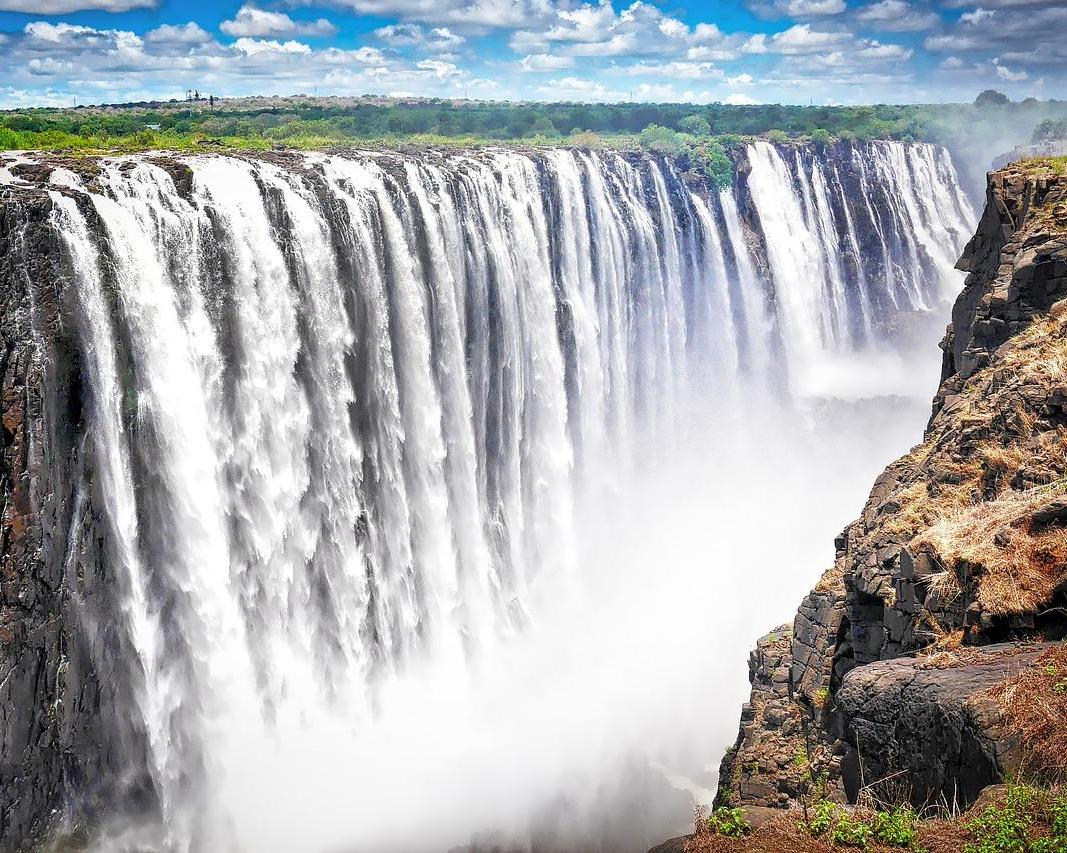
xmin=0 ymin=142 xmax=973 ymax=853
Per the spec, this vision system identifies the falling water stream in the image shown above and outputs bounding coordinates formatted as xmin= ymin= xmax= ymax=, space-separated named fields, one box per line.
xmin=4 ymin=141 xmax=973 ymax=852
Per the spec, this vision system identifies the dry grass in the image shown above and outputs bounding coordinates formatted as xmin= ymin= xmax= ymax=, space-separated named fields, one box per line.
xmin=913 ymin=487 xmax=1067 ymax=616
xmin=987 ymin=645 xmax=1067 ymax=782
xmin=998 ymin=312 xmax=1067 ymax=383
xmin=880 ymin=481 xmax=975 ymax=539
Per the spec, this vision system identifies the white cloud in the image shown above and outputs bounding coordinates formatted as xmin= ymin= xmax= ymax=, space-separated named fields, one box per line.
xmin=993 ymin=57 xmax=1027 ymax=81
xmin=621 ymin=60 xmax=723 ymax=79
xmin=375 ymin=23 xmax=465 ymax=51
xmin=856 ymin=40 xmax=912 ymax=61
xmin=723 ymin=92 xmax=760 ymax=104
xmin=725 ymin=72 xmax=755 ymax=85
xmin=374 ymin=23 xmax=424 ymax=45
xmin=323 ymin=0 xmax=542 ymax=29
xmin=222 ymin=6 xmax=336 ymax=38
xmin=854 ymin=0 xmax=940 ymax=31
xmin=511 ymin=1 xmax=745 ymax=62
xmin=744 ymin=24 xmax=850 ymax=54
xmin=781 ymin=0 xmax=845 ymax=15
xmin=0 ymin=0 xmax=154 ymax=10
xmin=416 ymin=58 xmax=462 ymax=78
xmin=519 ymin=53 xmax=575 ymax=71
xmin=960 ymin=8 xmax=996 ymax=24
xmin=232 ymin=37 xmax=313 ymax=56
xmin=145 ymin=23 xmax=213 ymax=45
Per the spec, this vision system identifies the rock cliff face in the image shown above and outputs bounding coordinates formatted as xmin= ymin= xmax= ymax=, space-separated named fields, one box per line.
xmin=0 ymin=183 xmax=144 ymax=850
xmin=717 ymin=160 xmax=1067 ymax=813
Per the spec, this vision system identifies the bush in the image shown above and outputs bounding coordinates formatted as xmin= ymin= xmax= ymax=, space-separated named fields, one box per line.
xmin=975 ymin=89 xmax=1011 ymax=108
xmin=765 ymin=129 xmax=790 ymax=144
xmin=690 ymin=141 xmax=733 ymax=189
xmin=810 ymin=128 xmax=833 ymax=147
xmin=964 ymin=786 xmax=1035 ymax=853
xmin=639 ymin=123 xmax=688 ymax=157
xmin=871 ymin=806 xmax=919 ymax=847
xmin=706 ymin=806 xmax=751 ymax=838
xmin=679 ymin=114 xmax=711 ymax=136
xmin=805 ymin=801 xmax=917 ymax=850
xmin=833 ymin=813 xmax=874 ymax=848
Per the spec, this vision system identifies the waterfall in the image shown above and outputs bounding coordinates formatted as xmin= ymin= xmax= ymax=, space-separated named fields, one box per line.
xmin=3 ymin=141 xmax=974 ymax=852
xmin=743 ymin=139 xmax=973 ymax=395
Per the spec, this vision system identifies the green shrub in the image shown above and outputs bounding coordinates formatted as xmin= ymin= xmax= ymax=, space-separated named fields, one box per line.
xmin=689 ymin=141 xmax=733 ymax=189
xmin=679 ymin=114 xmax=711 ymax=136
xmin=833 ymin=812 xmax=874 ymax=848
xmin=805 ymin=799 xmax=840 ymax=837
xmin=638 ymin=123 xmax=688 ymax=157
xmin=1031 ymin=794 xmax=1067 ymax=853
xmin=804 ymin=801 xmax=918 ymax=850
xmin=765 ymin=129 xmax=790 ymax=144
xmin=964 ymin=786 xmax=1035 ymax=853
xmin=810 ymin=128 xmax=833 ymax=146
xmin=872 ymin=806 xmax=919 ymax=847
xmin=706 ymin=806 xmax=751 ymax=838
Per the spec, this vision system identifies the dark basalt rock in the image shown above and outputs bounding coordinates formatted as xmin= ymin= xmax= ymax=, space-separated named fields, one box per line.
xmin=0 ymin=186 xmax=143 ymax=851
xmin=835 ymin=644 xmax=1050 ymax=809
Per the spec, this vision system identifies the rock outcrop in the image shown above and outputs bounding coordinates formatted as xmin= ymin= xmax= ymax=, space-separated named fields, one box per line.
xmin=717 ymin=159 xmax=1067 ymax=814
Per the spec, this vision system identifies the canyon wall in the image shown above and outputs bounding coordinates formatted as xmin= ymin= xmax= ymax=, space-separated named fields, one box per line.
xmin=717 ymin=160 xmax=1067 ymax=814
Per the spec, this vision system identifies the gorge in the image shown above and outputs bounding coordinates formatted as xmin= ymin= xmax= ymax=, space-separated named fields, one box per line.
xmin=0 ymin=140 xmax=976 ymax=852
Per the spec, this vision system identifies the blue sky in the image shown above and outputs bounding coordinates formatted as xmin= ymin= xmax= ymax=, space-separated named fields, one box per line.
xmin=0 ymin=0 xmax=1062 ymax=108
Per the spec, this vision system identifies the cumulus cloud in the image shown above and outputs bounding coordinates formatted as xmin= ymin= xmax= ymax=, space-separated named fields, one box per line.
xmin=748 ymin=0 xmax=845 ymax=18
xmin=232 ymin=37 xmax=313 ymax=55
xmin=374 ymin=23 xmax=465 ymax=51
xmin=519 ymin=53 xmax=575 ymax=71
xmin=620 ymin=60 xmax=723 ymax=80
xmin=854 ymin=0 xmax=940 ymax=32
xmin=725 ymin=72 xmax=755 ymax=86
xmin=510 ymin=1 xmax=745 ymax=62
xmin=924 ymin=2 xmax=1067 ymax=60
xmin=993 ymin=57 xmax=1027 ymax=81
xmin=145 ymin=23 xmax=213 ymax=45
xmin=960 ymin=8 xmax=996 ymax=24
xmin=723 ymin=92 xmax=760 ymax=104
xmin=318 ymin=0 xmax=544 ymax=29
xmin=416 ymin=58 xmax=462 ymax=78
xmin=0 ymin=0 xmax=154 ymax=11
xmin=744 ymin=24 xmax=851 ymax=54
xmin=221 ymin=6 xmax=336 ymax=38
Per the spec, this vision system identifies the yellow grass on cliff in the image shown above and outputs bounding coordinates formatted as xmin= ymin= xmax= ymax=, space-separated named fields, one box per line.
xmin=871 ymin=299 xmax=1067 ymax=620
xmin=987 ymin=645 xmax=1067 ymax=782
xmin=913 ymin=489 xmax=1067 ymax=615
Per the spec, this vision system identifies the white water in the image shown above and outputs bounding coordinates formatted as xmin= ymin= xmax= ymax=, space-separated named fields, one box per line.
xmin=30 ymin=143 xmax=973 ymax=852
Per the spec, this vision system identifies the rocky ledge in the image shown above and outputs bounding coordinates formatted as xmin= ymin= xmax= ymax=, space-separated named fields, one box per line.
xmin=701 ymin=158 xmax=1067 ymax=842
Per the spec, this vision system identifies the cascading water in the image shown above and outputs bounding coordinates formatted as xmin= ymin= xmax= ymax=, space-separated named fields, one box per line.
xmin=1 ymin=141 xmax=973 ymax=853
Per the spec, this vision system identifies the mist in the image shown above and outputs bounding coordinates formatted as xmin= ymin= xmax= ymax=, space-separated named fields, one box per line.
xmin=79 ymin=322 xmax=948 ymax=853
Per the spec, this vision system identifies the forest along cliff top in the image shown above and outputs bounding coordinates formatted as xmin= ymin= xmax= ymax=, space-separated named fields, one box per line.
xmin=672 ymin=157 xmax=1067 ymax=852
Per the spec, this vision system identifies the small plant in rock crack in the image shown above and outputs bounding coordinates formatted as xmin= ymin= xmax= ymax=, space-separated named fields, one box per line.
xmin=706 ymin=807 xmax=752 ymax=838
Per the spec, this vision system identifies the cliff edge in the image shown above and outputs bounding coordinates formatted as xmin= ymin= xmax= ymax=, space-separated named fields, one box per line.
xmin=714 ymin=157 xmax=1067 ymax=826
